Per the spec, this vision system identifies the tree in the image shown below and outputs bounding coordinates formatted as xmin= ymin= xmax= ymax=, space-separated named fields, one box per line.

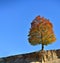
xmin=28 ymin=16 xmax=56 ymax=50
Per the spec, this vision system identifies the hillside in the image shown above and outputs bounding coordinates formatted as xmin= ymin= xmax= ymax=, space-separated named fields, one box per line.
xmin=0 ymin=49 xmax=60 ymax=63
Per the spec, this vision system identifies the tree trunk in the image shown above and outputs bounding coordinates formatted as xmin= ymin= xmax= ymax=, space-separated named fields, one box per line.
xmin=42 ymin=44 xmax=44 ymax=50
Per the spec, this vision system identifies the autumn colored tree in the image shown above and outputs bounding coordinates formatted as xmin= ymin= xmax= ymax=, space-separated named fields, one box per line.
xmin=28 ymin=16 xmax=56 ymax=50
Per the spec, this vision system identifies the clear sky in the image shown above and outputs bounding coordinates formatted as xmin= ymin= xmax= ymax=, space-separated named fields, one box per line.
xmin=0 ymin=0 xmax=60 ymax=57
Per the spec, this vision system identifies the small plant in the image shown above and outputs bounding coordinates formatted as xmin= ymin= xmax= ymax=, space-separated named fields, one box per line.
xmin=28 ymin=16 xmax=56 ymax=50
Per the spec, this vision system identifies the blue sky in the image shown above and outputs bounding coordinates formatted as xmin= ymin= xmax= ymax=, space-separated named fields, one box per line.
xmin=0 ymin=0 xmax=60 ymax=57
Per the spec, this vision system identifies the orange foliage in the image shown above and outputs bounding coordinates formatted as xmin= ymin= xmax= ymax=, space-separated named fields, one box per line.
xmin=28 ymin=16 xmax=56 ymax=45
xmin=36 ymin=15 xmax=41 ymax=20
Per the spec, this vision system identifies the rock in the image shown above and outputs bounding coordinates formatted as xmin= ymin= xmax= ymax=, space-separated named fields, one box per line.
xmin=0 ymin=58 xmax=5 ymax=63
xmin=0 ymin=49 xmax=60 ymax=63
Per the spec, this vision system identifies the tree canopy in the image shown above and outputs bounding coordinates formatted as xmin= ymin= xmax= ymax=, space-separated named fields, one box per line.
xmin=28 ymin=16 xmax=56 ymax=47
